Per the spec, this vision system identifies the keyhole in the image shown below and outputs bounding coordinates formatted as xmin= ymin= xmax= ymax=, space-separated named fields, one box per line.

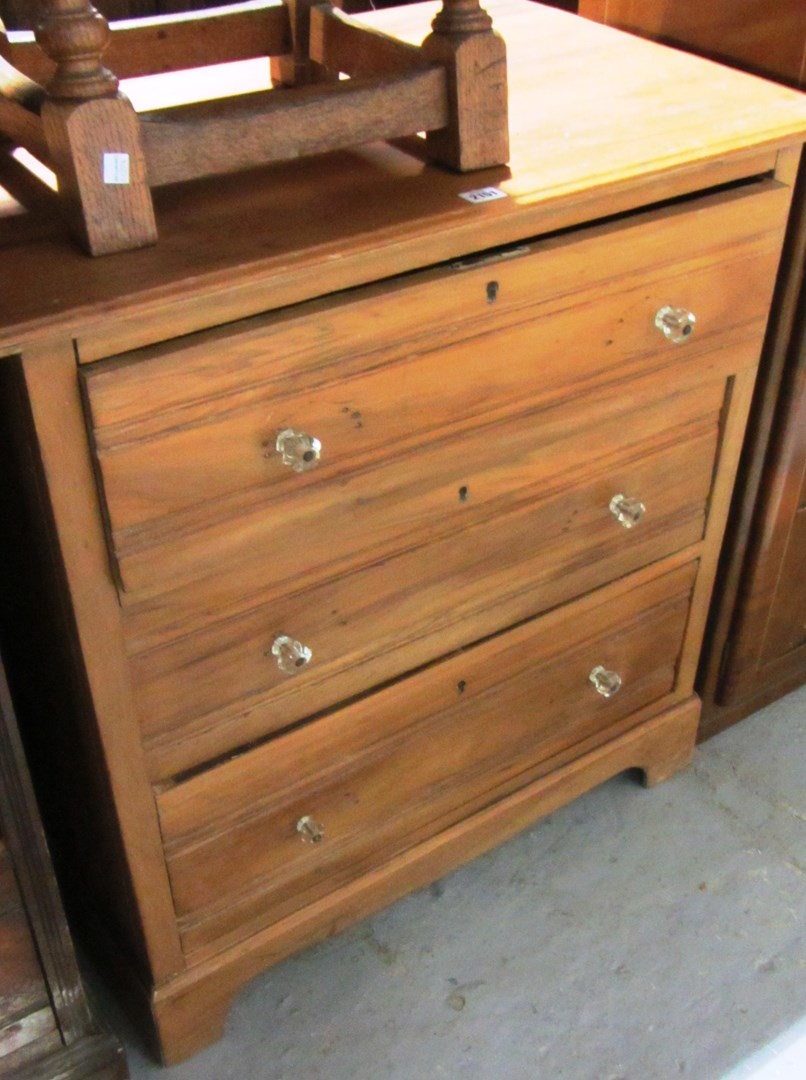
xmin=486 ymin=280 xmax=499 ymax=304
xmin=459 ymin=485 xmax=469 ymax=502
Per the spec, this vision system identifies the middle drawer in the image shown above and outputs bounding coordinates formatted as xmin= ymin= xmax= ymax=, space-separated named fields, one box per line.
xmin=131 ymin=377 xmax=723 ymax=779
xmin=157 ymin=559 xmax=697 ymax=961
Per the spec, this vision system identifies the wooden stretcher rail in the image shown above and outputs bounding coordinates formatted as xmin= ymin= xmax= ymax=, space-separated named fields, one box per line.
xmin=142 ymin=68 xmax=449 ymax=186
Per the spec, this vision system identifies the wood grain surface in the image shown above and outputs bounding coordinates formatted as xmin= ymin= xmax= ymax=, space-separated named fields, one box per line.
xmin=1 ymin=0 xmax=805 ymax=1065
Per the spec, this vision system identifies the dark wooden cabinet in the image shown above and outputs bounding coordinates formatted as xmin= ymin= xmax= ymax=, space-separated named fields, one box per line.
xmin=578 ymin=0 xmax=806 ymax=738
xmin=0 ymin=655 xmax=129 ymax=1078
xmin=0 ymin=1 xmax=239 ymax=30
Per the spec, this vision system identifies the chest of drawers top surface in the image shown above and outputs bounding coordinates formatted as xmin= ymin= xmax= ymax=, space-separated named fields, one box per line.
xmin=2 ymin=0 xmax=806 ymax=354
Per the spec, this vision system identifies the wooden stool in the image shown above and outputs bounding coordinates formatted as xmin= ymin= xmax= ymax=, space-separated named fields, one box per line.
xmin=0 ymin=0 xmax=509 ymax=254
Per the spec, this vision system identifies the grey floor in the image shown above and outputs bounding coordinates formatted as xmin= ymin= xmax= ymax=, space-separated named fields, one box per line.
xmin=102 ymin=685 xmax=806 ymax=1080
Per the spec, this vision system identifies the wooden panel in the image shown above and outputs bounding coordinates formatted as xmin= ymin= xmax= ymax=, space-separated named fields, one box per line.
xmin=0 ymin=843 xmax=57 ymax=1061
xmin=8 ymin=343 xmax=185 ymax=983
xmin=132 ymin=377 xmax=721 ymax=779
xmin=579 ymin=0 xmax=806 ymax=87
xmin=0 ymin=651 xmax=129 ymax=1077
xmin=714 ymin=262 xmax=806 ymax=707
xmin=760 ymin=506 xmax=806 ymax=660
xmin=0 ymin=839 xmax=17 ymax=914
xmin=158 ymin=560 xmax=696 ymax=956
xmin=81 ymin=181 xmax=787 ymax=599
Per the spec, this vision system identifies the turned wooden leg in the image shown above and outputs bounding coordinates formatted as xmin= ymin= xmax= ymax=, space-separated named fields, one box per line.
xmin=35 ymin=0 xmax=156 ymax=255
xmin=421 ymin=0 xmax=509 ymax=171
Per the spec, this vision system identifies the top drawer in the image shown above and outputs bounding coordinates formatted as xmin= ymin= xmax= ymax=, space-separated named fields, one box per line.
xmin=80 ymin=180 xmax=788 ymax=599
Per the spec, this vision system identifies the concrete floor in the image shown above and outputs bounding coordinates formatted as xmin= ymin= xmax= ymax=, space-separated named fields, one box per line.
xmin=105 ymin=685 xmax=806 ymax=1080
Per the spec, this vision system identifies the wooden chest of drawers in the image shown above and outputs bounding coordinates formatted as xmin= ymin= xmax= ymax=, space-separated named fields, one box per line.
xmin=1 ymin=0 xmax=806 ymax=1064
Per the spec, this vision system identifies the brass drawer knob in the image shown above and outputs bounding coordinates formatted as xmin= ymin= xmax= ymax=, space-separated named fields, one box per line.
xmin=655 ymin=305 xmax=696 ymax=344
xmin=609 ymin=493 xmax=645 ymax=529
xmin=589 ymin=665 xmax=622 ymax=698
xmin=297 ymin=815 xmax=325 ymax=844
xmin=275 ymin=428 xmax=322 ymax=472
xmin=271 ymin=634 xmax=312 ymax=675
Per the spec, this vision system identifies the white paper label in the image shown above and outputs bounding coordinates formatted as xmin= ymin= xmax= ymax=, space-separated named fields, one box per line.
xmin=103 ymin=153 xmax=130 ymax=185
xmin=458 ymin=186 xmax=508 ymax=205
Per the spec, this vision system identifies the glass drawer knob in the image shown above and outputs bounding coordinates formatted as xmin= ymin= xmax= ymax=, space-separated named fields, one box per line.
xmin=271 ymin=634 xmax=312 ymax=675
xmin=655 ymin=305 xmax=696 ymax=344
xmin=275 ymin=428 xmax=322 ymax=472
xmin=609 ymin=493 xmax=645 ymax=528
xmin=297 ymin=816 xmax=325 ymax=844
xmin=589 ymin=665 xmax=622 ymax=698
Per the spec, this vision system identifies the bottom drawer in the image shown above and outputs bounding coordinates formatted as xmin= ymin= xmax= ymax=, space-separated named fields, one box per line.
xmin=158 ymin=560 xmax=697 ymax=958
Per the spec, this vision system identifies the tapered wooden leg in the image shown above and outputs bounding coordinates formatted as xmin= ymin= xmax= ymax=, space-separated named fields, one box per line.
xmin=422 ymin=0 xmax=509 ymax=171
xmin=35 ymin=0 xmax=157 ymax=254
xmin=41 ymin=95 xmax=156 ymax=255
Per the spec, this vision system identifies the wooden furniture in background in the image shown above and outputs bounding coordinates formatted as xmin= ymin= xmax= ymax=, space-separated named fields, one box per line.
xmin=578 ymin=0 xmax=806 ymax=739
xmin=1 ymin=0 xmax=806 ymax=1064
xmin=579 ymin=0 xmax=806 ymax=84
xmin=0 ymin=653 xmax=129 ymax=1078
xmin=0 ymin=0 xmax=508 ymax=254
xmin=0 ymin=2 xmax=237 ymax=30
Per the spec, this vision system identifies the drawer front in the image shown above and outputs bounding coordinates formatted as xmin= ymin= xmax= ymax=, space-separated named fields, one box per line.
xmin=82 ymin=182 xmax=785 ymax=601
xmin=157 ymin=561 xmax=697 ymax=958
xmin=133 ymin=379 xmax=722 ymax=779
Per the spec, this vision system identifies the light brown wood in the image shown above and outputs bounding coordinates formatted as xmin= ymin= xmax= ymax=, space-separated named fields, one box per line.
xmin=141 ymin=68 xmax=449 ymax=186
xmin=81 ymin=178 xmax=788 ymax=598
xmin=580 ymin=2 xmax=806 ymax=735
xmin=270 ymin=0 xmax=325 ymax=86
xmin=309 ymin=5 xmax=433 ymax=77
xmin=35 ymin=0 xmax=118 ymax=100
xmin=0 ymin=55 xmax=49 ymax=161
xmin=0 ymin=0 xmax=805 ymax=1066
xmin=422 ymin=0 xmax=508 ymax=170
xmin=18 ymin=340 xmax=184 ymax=983
xmin=1 ymin=5 xmax=292 ymax=85
xmin=129 ymin=407 xmax=715 ymax=780
xmin=41 ymin=93 xmax=157 ymax=254
xmin=160 ymin=561 xmax=696 ymax=956
xmin=2 ymin=0 xmax=508 ymax=253
xmin=151 ymin=694 xmax=701 ymax=1065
